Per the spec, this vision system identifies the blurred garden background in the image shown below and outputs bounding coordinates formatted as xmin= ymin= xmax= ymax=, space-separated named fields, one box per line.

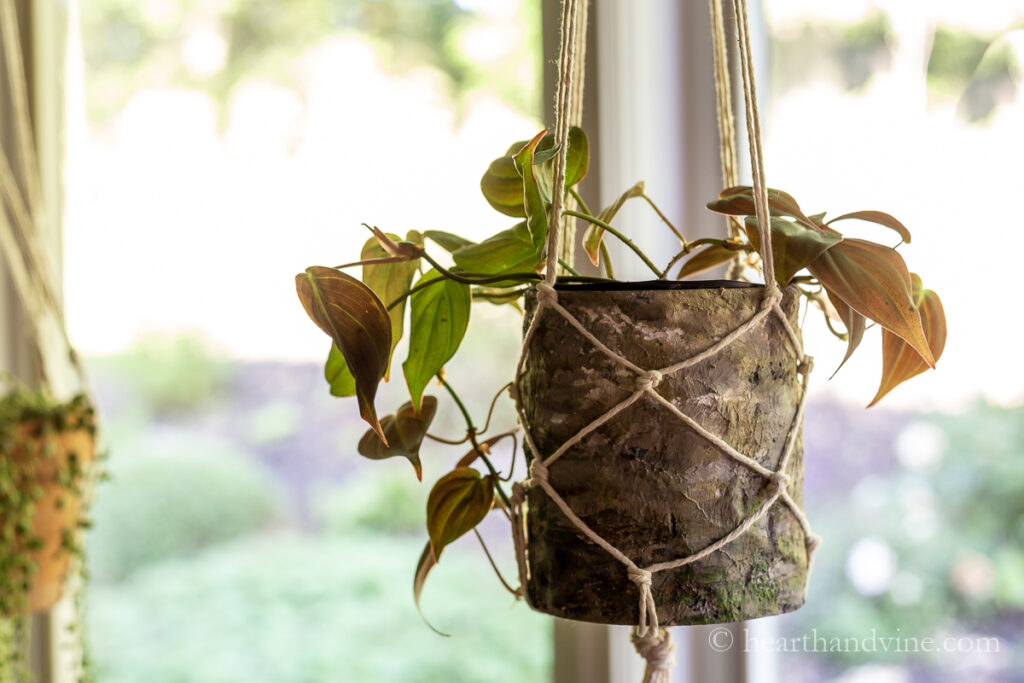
xmin=64 ymin=0 xmax=1024 ymax=681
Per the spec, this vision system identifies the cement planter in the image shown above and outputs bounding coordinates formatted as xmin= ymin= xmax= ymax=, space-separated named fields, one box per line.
xmin=517 ymin=281 xmax=810 ymax=625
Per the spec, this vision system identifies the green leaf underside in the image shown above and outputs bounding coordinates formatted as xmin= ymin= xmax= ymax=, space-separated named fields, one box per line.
xmin=357 ymin=396 xmax=438 ymax=480
xmin=296 ymin=266 xmax=391 ymax=441
xmin=514 ymin=130 xmax=551 ymax=249
xmin=425 ymin=467 xmax=495 ymax=560
xmin=583 ymin=181 xmax=645 ymax=266
xmin=869 ymin=275 xmax=946 ymax=406
xmin=677 ymin=244 xmax=737 ymax=279
xmin=361 ymin=232 xmax=421 ymax=379
xmin=451 ymin=224 xmax=541 ymax=275
xmin=826 ymin=289 xmax=867 ymax=379
xmin=425 ymin=230 xmax=476 ymax=253
xmin=808 ymin=239 xmax=934 ymax=367
xmin=828 ymin=210 xmax=912 ymax=244
xmin=324 ymin=344 xmax=356 ymax=397
xmin=402 ymin=269 xmax=471 ymax=411
xmin=745 ymin=216 xmax=843 ymax=285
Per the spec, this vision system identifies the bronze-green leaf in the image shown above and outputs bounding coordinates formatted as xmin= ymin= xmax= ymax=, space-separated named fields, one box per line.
xmin=826 ymin=290 xmax=867 ymax=379
xmin=677 ymin=243 xmax=738 ymax=279
xmin=808 ymin=239 xmax=935 ymax=367
xmin=425 ymin=467 xmax=496 ymax=560
xmin=827 ymin=210 xmax=912 ymax=244
xmin=413 ymin=541 xmax=448 ymax=636
xmin=868 ymin=275 xmax=946 ymax=406
xmin=324 ymin=343 xmax=356 ymax=397
xmin=361 ymin=232 xmax=421 ymax=378
xmin=296 ymin=266 xmax=391 ymax=441
xmin=707 ymin=185 xmax=820 ymax=231
xmin=745 ymin=216 xmax=843 ymax=285
xmin=403 ymin=269 xmax=471 ymax=411
xmin=582 ymin=181 xmax=645 ymax=266
xmin=357 ymin=396 xmax=438 ymax=480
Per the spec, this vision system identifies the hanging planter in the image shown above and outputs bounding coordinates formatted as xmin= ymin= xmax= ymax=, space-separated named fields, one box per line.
xmin=1 ymin=391 xmax=97 ymax=617
xmin=292 ymin=0 xmax=947 ymax=679
xmin=517 ymin=281 xmax=809 ymax=625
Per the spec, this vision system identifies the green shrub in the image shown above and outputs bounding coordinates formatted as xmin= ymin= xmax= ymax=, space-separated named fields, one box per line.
xmin=87 ymin=534 xmax=552 ymax=682
xmin=311 ymin=468 xmax=425 ymax=536
xmin=88 ymin=439 xmax=282 ymax=582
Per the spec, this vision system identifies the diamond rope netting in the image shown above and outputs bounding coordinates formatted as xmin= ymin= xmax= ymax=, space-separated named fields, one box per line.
xmin=507 ymin=1 xmax=821 ymax=681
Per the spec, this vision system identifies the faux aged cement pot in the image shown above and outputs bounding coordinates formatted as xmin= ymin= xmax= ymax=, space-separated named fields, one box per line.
xmin=517 ymin=281 xmax=810 ymax=625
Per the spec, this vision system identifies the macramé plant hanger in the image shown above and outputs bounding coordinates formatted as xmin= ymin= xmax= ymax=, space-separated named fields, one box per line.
xmin=293 ymin=0 xmax=946 ymax=681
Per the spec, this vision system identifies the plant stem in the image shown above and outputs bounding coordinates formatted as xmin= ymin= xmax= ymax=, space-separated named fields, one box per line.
xmin=568 ymin=187 xmax=592 ymax=216
xmin=641 ymin=193 xmax=686 ymax=246
xmin=563 ymin=210 xmax=662 ymax=279
xmin=473 ymin=529 xmax=518 ymax=597
xmin=662 ymin=237 xmax=744 ymax=279
xmin=557 ymin=259 xmax=581 ymax=277
xmin=438 ymin=375 xmax=512 ymax=509
xmin=599 ymin=241 xmax=615 ymax=279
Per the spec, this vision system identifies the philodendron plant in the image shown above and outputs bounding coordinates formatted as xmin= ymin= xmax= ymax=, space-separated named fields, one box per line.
xmin=295 ymin=126 xmax=946 ymax=625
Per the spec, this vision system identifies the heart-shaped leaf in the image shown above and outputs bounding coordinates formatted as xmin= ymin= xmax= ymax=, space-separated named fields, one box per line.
xmin=324 ymin=343 xmax=356 ymax=396
xmin=582 ymin=181 xmax=645 ymax=266
xmin=452 ymin=225 xmax=541 ymax=275
xmin=827 ymin=210 xmax=912 ymax=244
xmin=296 ymin=266 xmax=392 ymax=441
xmin=707 ymin=185 xmax=820 ymax=231
xmin=357 ymin=396 xmax=438 ymax=480
xmin=480 ymin=127 xmax=588 ymax=219
xmin=426 ymin=467 xmax=496 ymax=560
xmin=403 ymin=269 xmax=471 ymax=411
xmin=826 ymin=290 xmax=867 ymax=379
xmin=745 ymin=216 xmax=843 ymax=285
xmin=677 ymin=243 xmax=738 ymax=279
xmin=425 ymin=230 xmax=475 ymax=253
xmin=868 ymin=275 xmax=946 ymax=406
xmin=514 ymin=130 xmax=551 ymax=248
xmin=480 ymin=155 xmax=525 ymax=218
xmin=362 ymin=231 xmax=421 ymax=378
xmin=808 ymin=239 xmax=935 ymax=367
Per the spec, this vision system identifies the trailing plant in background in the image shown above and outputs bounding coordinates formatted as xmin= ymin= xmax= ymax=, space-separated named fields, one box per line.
xmin=294 ymin=125 xmax=946 ymax=624
xmin=0 ymin=387 xmax=97 ymax=680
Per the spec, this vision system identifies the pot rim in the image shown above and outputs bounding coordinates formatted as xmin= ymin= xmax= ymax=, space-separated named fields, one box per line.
xmin=547 ymin=279 xmax=763 ymax=293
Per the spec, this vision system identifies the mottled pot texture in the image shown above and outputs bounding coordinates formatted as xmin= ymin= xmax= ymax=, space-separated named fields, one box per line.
xmin=517 ymin=281 xmax=810 ymax=625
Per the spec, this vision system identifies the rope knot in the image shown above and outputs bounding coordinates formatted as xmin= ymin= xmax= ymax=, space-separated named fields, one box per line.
xmin=630 ymin=627 xmax=676 ymax=682
xmin=510 ymin=482 xmax=527 ymax=508
xmin=627 ymin=566 xmax=653 ymax=589
xmin=771 ymin=471 xmax=791 ymax=491
xmin=761 ymin=285 xmax=784 ymax=310
xmin=806 ymin=533 xmax=823 ymax=552
xmin=798 ymin=356 xmax=814 ymax=375
xmin=636 ymin=370 xmax=664 ymax=392
xmin=529 ymin=460 xmax=549 ymax=486
xmin=535 ymin=282 xmax=558 ymax=307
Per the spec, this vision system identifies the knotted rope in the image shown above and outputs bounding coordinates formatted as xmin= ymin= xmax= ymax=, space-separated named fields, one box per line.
xmin=509 ymin=1 xmax=820 ymax=681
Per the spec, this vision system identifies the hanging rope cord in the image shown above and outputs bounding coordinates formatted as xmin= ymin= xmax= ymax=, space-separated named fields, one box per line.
xmin=511 ymin=1 xmax=820 ymax=682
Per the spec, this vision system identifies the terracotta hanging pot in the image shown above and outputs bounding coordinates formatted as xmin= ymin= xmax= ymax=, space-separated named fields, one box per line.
xmin=516 ymin=281 xmax=811 ymax=625
xmin=1 ymin=398 xmax=96 ymax=616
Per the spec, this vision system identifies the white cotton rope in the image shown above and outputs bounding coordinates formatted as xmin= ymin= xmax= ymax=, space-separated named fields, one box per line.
xmin=509 ymin=2 xmax=820 ymax=681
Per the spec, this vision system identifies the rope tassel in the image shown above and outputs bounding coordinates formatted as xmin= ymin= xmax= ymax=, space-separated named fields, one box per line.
xmin=630 ymin=627 xmax=676 ymax=683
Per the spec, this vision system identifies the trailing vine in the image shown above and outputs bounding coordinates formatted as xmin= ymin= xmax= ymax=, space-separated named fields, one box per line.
xmin=0 ymin=386 xmax=96 ymax=681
